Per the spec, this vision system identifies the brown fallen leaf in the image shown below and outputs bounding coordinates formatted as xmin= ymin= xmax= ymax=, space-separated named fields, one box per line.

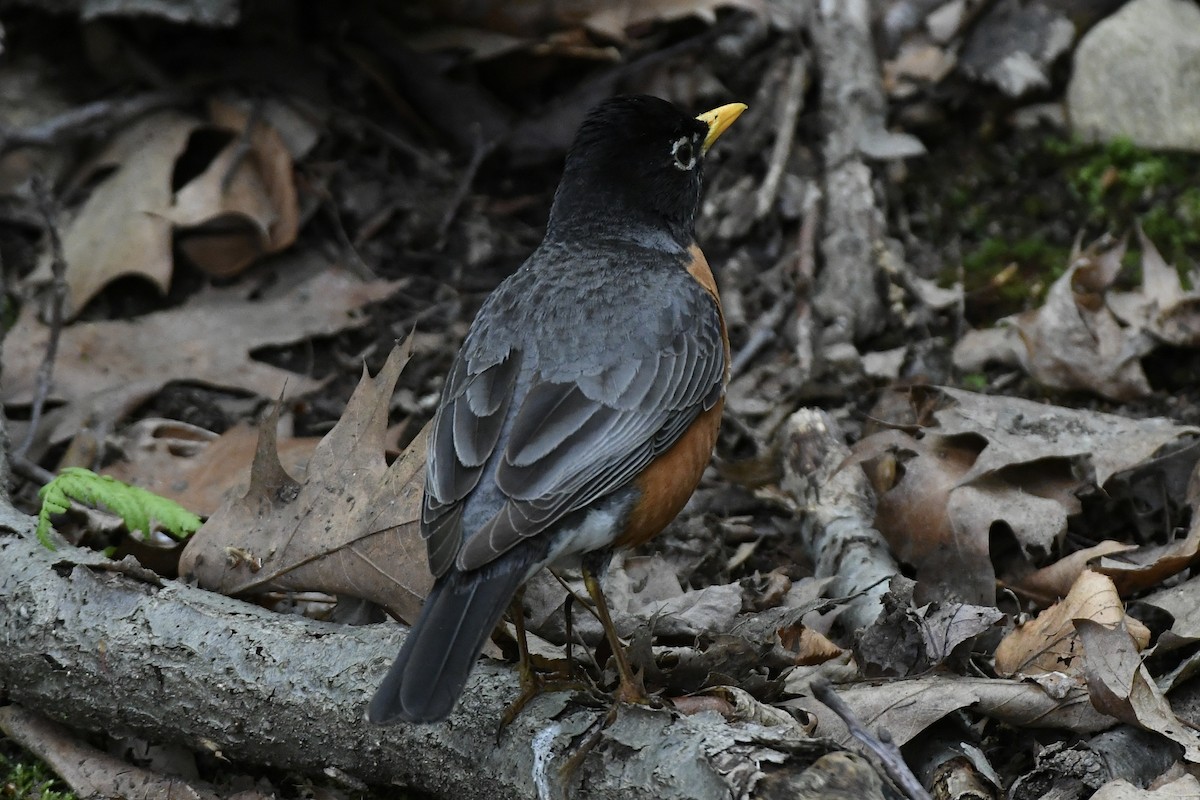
xmin=953 ymin=231 xmax=1200 ymax=400
xmin=994 ymin=570 xmax=1149 ymax=679
xmin=178 ymin=342 xmax=431 ymax=624
xmin=26 ymin=110 xmax=200 ymax=319
xmin=855 ymin=387 xmax=1199 ymax=605
xmin=161 ymin=99 xmax=300 ymax=279
xmin=103 ymin=419 xmax=320 ymax=517
xmin=780 ymin=626 xmax=844 ymax=666
xmin=849 ymin=428 xmax=995 ymax=605
xmin=1076 ymin=618 xmax=1200 ymax=762
xmin=786 ymin=674 xmax=1115 ymax=748
xmin=1093 ymin=513 xmax=1200 ymax=597
xmin=1007 ymin=540 xmax=1136 ymax=605
xmin=1 ymin=267 xmax=402 ymax=443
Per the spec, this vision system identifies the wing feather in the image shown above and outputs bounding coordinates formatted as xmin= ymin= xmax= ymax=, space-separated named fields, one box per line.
xmin=456 ymin=292 xmax=724 ymax=571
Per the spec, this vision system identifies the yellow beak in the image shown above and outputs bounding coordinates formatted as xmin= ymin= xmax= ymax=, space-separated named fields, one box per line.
xmin=696 ymin=102 xmax=747 ymax=154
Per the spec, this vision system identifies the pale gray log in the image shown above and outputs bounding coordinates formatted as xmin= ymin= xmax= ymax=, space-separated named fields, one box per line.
xmin=810 ymin=0 xmax=896 ymax=343
xmin=0 ymin=499 xmax=829 ymax=799
xmin=779 ymin=408 xmax=896 ymax=633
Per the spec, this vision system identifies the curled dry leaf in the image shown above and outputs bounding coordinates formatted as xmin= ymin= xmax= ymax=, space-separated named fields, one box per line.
xmin=178 ymin=342 xmax=432 ymax=623
xmin=1076 ymin=618 xmax=1200 ymax=762
xmin=1093 ymin=515 xmax=1200 ymax=597
xmin=994 ymin=570 xmax=1149 ymax=679
xmin=1010 ymin=540 xmax=1136 ymax=605
xmin=849 ymin=428 xmax=995 ymax=604
xmin=856 ymin=577 xmax=1001 ymax=675
xmin=160 ymin=99 xmax=301 ymax=279
xmin=955 ymin=232 xmax=1200 ymax=401
xmin=1108 ymin=227 xmax=1200 ymax=347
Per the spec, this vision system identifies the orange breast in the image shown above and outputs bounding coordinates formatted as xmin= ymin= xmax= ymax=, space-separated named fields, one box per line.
xmin=615 ymin=245 xmax=729 ymax=549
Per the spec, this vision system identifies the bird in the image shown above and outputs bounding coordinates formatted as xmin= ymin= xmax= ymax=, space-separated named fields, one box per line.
xmin=368 ymin=94 xmax=745 ymax=724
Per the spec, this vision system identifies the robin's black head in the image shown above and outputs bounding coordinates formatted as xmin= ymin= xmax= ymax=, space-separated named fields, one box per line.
xmin=546 ymin=95 xmax=745 ymax=248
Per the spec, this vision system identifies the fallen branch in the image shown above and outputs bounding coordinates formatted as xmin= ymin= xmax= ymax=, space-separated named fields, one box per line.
xmin=778 ymin=407 xmax=896 ymax=633
xmin=0 ymin=498 xmax=834 ymax=800
xmin=810 ymin=0 xmax=905 ymax=343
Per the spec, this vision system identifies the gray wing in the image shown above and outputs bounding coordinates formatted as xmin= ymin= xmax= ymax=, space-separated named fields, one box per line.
xmin=440 ymin=296 xmax=724 ymax=574
xmin=422 ymin=348 xmax=521 ymax=577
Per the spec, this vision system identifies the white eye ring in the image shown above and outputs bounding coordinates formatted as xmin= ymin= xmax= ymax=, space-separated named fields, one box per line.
xmin=671 ymin=136 xmax=697 ymax=171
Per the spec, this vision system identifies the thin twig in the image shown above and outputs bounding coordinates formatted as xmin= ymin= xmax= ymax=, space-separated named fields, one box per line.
xmin=14 ymin=178 xmax=69 ymax=462
xmin=435 ymin=124 xmax=494 ymax=249
xmin=0 ymin=90 xmax=190 ymax=155
xmin=221 ymin=97 xmax=266 ymax=193
xmin=10 ymin=453 xmax=55 ymax=487
xmin=755 ymin=53 xmax=809 ymax=220
xmin=348 ymin=114 xmax=453 ymax=180
xmin=810 ymin=678 xmax=933 ymax=800
xmin=730 ymin=296 xmax=789 ymax=378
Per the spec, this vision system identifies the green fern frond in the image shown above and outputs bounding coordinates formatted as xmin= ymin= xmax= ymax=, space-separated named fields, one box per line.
xmin=36 ymin=467 xmax=202 ymax=550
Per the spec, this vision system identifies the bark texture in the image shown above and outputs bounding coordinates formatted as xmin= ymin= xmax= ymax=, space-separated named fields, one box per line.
xmin=0 ymin=499 xmax=832 ymax=799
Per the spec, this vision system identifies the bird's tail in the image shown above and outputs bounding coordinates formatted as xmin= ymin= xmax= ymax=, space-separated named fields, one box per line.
xmin=367 ymin=566 xmax=525 ymax=724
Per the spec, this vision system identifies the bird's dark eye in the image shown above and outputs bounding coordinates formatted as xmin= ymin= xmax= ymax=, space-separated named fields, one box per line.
xmin=671 ymin=137 xmax=696 ymax=171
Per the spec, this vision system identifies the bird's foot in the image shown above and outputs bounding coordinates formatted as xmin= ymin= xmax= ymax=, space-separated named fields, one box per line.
xmin=496 ymin=669 xmax=593 ymax=740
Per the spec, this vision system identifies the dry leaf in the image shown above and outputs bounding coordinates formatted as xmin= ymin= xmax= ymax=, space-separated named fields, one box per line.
xmin=103 ymin=419 xmax=320 ymax=517
xmin=855 ymin=387 xmax=1199 ymax=606
xmin=953 ymin=233 xmax=1200 ymax=400
xmin=849 ymin=428 xmax=995 ymax=604
xmin=788 ymin=674 xmax=1114 ymax=748
xmin=1093 ymin=515 xmax=1200 ymax=597
xmin=994 ymin=570 xmax=1149 ymax=678
xmin=1142 ymin=576 xmax=1200 ymax=653
xmin=1108 ymin=227 xmax=1200 ymax=347
xmin=1091 ymin=775 xmax=1200 ymax=800
xmin=781 ymin=626 xmax=844 ymax=666
xmin=161 ymin=99 xmax=300 ymax=278
xmin=1077 ymin=618 xmax=1200 ymax=762
xmin=27 ymin=111 xmax=200 ymax=318
xmin=1 ymin=268 xmax=402 ymax=443
xmin=178 ymin=342 xmax=431 ymax=623
xmin=856 ymin=578 xmax=1000 ymax=675
xmin=1009 ymin=540 xmax=1136 ymax=604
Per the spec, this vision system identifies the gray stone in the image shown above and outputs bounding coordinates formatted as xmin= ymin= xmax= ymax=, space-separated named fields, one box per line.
xmin=1067 ymin=0 xmax=1200 ymax=151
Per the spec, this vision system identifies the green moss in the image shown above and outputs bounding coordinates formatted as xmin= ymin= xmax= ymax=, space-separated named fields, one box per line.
xmin=1047 ymin=135 xmax=1200 ymax=268
xmin=961 ymin=372 xmax=989 ymax=392
xmin=958 ymin=234 xmax=1069 ymax=305
xmin=0 ymin=746 xmax=76 ymax=800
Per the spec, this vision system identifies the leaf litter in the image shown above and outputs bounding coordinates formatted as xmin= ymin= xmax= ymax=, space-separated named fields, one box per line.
xmin=6 ymin=1 xmax=1200 ymax=797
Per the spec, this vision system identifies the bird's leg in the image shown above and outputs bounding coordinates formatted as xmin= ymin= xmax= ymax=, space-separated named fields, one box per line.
xmin=581 ymin=563 xmax=649 ymax=705
xmin=497 ymin=586 xmax=591 ymax=738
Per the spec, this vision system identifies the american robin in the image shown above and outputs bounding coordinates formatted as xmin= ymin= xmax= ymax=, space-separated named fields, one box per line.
xmin=368 ymin=94 xmax=745 ymax=724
